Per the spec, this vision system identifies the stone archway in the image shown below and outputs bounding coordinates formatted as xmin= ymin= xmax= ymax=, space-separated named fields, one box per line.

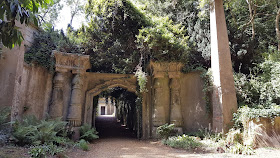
xmin=83 ymin=73 xmax=137 ymax=127
xmin=50 ymin=51 xmax=153 ymax=139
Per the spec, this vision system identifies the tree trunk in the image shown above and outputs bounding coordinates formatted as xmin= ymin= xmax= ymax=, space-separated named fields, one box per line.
xmin=247 ymin=0 xmax=256 ymax=40
xmin=276 ymin=9 xmax=280 ymax=51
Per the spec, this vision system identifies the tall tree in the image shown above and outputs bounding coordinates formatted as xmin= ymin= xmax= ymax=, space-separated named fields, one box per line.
xmin=38 ymin=0 xmax=63 ymax=28
xmin=65 ymin=0 xmax=85 ymax=26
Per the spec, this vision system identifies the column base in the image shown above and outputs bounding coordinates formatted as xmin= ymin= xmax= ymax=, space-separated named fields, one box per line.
xmin=151 ymin=126 xmax=183 ymax=138
xmin=72 ymin=127 xmax=80 ymax=141
xmin=174 ymin=127 xmax=183 ymax=135
xmin=152 ymin=127 xmax=159 ymax=138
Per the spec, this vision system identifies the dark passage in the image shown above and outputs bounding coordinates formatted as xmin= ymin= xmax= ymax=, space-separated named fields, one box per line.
xmin=95 ymin=115 xmax=136 ymax=139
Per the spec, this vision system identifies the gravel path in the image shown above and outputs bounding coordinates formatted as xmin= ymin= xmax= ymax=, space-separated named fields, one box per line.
xmin=66 ymin=116 xmax=280 ymax=158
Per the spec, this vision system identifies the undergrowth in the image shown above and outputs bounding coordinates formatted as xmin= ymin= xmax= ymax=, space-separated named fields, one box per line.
xmin=8 ymin=115 xmax=99 ymax=157
xmin=163 ymin=134 xmax=202 ymax=149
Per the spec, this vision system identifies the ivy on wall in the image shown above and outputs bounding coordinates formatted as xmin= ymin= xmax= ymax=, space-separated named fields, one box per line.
xmin=24 ymin=27 xmax=83 ymax=70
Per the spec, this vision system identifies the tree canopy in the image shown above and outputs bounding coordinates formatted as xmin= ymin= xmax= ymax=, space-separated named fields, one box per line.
xmin=0 ymin=0 xmax=53 ymax=49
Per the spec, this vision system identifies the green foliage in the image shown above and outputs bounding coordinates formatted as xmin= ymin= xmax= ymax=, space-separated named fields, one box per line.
xmin=24 ymin=30 xmax=56 ymax=70
xmin=0 ymin=0 xmax=53 ymax=49
xmin=196 ymin=67 xmax=212 ymax=113
xmin=76 ymin=139 xmax=89 ymax=151
xmin=135 ymin=67 xmax=147 ymax=93
xmin=163 ymin=134 xmax=202 ymax=149
xmin=156 ymin=123 xmax=177 ymax=140
xmin=134 ymin=0 xmax=210 ymax=68
xmin=79 ymin=124 xmax=99 ymax=142
xmin=81 ymin=0 xmax=150 ymax=73
xmin=136 ymin=17 xmax=189 ymax=62
xmin=29 ymin=143 xmax=65 ymax=158
xmin=38 ymin=0 xmax=63 ymax=27
xmin=12 ymin=116 xmax=70 ymax=146
xmin=0 ymin=107 xmax=10 ymax=126
xmin=228 ymin=143 xmax=254 ymax=155
xmin=233 ymin=106 xmax=280 ymax=129
xmin=234 ymin=52 xmax=280 ymax=107
xmin=24 ymin=27 xmax=83 ymax=70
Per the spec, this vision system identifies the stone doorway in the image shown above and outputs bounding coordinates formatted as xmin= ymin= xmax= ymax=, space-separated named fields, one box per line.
xmin=49 ymin=51 xmax=149 ymax=139
xmin=92 ymin=87 xmax=140 ymax=139
xmin=47 ymin=51 xmax=211 ymax=140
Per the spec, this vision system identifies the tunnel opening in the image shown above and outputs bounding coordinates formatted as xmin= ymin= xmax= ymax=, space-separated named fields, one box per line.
xmin=91 ymin=87 xmax=141 ymax=139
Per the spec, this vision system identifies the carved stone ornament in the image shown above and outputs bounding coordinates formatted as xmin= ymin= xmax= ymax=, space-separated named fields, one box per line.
xmin=150 ymin=61 xmax=183 ymax=78
xmin=53 ymin=50 xmax=91 ymax=73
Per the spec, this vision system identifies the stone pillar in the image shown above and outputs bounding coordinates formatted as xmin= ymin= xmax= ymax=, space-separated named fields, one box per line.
xmin=67 ymin=73 xmax=83 ymax=127
xmin=210 ymin=0 xmax=237 ymax=132
xmin=151 ymin=62 xmax=171 ymax=137
xmin=169 ymin=78 xmax=183 ymax=134
xmin=153 ymin=77 xmax=169 ymax=127
xmin=49 ymin=72 xmax=65 ymax=118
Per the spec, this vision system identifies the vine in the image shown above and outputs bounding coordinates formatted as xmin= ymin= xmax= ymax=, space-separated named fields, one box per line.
xmin=134 ymin=66 xmax=148 ymax=93
xmin=195 ymin=67 xmax=213 ymax=114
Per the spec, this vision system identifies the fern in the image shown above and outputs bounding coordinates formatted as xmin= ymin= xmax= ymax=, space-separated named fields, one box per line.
xmin=0 ymin=107 xmax=10 ymax=126
xmin=80 ymin=124 xmax=99 ymax=142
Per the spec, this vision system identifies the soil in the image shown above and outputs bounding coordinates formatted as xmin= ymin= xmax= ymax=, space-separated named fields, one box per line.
xmin=1 ymin=116 xmax=280 ymax=158
xmin=65 ymin=116 xmax=280 ymax=158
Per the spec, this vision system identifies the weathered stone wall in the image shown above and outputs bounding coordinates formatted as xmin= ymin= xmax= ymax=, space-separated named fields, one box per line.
xmin=180 ymin=72 xmax=211 ymax=133
xmin=20 ymin=64 xmax=53 ymax=119
xmin=0 ymin=23 xmax=38 ymax=112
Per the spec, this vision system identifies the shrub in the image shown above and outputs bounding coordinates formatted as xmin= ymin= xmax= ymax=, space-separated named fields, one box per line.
xmin=76 ymin=139 xmax=89 ymax=151
xmin=0 ymin=107 xmax=10 ymax=126
xmin=79 ymin=124 xmax=99 ymax=142
xmin=156 ymin=123 xmax=177 ymax=140
xmin=29 ymin=143 xmax=65 ymax=158
xmin=163 ymin=134 xmax=202 ymax=149
xmin=228 ymin=143 xmax=254 ymax=155
xmin=233 ymin=106 xmax=280 ymax=129
xmin=12 ymin=116 xmax=70 ymax=146
xmin=234 ymin=55 xmax=280 ymax=108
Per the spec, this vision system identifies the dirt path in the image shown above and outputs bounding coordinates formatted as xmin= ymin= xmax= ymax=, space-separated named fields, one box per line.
xmin=67 ymin=116 xmax=280 ymax=158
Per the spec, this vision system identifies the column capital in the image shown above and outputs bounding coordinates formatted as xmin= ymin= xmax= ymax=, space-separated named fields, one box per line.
xmin=149 ymin=61 xmax=183 ymax=78
xmin=53 ymin=50 xmax=90 ymax=74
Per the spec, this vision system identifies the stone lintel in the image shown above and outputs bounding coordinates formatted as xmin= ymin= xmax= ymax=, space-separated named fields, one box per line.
xmin=53 ymin=50 xmax=90 ymax=74
xmin=150 ymin=61 xmax=182 ymax=78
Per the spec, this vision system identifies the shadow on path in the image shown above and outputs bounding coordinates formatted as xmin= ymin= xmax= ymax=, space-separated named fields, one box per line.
xmin=95 ymin=115 xmax=136 ymax=139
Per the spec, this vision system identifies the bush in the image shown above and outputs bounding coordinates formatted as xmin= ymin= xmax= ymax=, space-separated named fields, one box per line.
xmin=234 ymin=55 xmax=280 ymax=108
xmin=228 ymin=143 xmax=254 ymax=155
xmin=163 ymin=134 xmax=202 ymax=149
xmin=76 ymin=139 xmax=89 ymax=151
xmin=156 ymin=123 xmax=177 ymax=140
xmin=29 ymin=143 xmax=65 ymax=158
xmin=79 ymin=124 xmax=99 ymax=142
xmin=233 ymin=106 xmax=280 ymax=129
xmin=0 ymin=107 xmax=10 ymax=126
xmin=12 ymin=116 xmax=70 ymax=146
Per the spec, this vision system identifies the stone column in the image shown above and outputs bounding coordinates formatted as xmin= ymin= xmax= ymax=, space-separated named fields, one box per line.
xmin=49 ymin=72 xmax=65 ymax=118
xmin=153 ymin=77 xmax=168 ymax=127
xmin=210 ymin=0 xmax=237 ymax=132
xmin=169 ymin=78 xmax=183 ymax=134
xmin=67 ymin=73 xmax=83 ymax=127
xmin=152 ymin=73 xmax=170 ymax=137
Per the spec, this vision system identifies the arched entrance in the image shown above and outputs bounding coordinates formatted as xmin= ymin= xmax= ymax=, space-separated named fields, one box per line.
xmin=92 ymin=87 xmax=140 ymax=139
xmin=83 ymin=73 xmax=137 ymax=129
